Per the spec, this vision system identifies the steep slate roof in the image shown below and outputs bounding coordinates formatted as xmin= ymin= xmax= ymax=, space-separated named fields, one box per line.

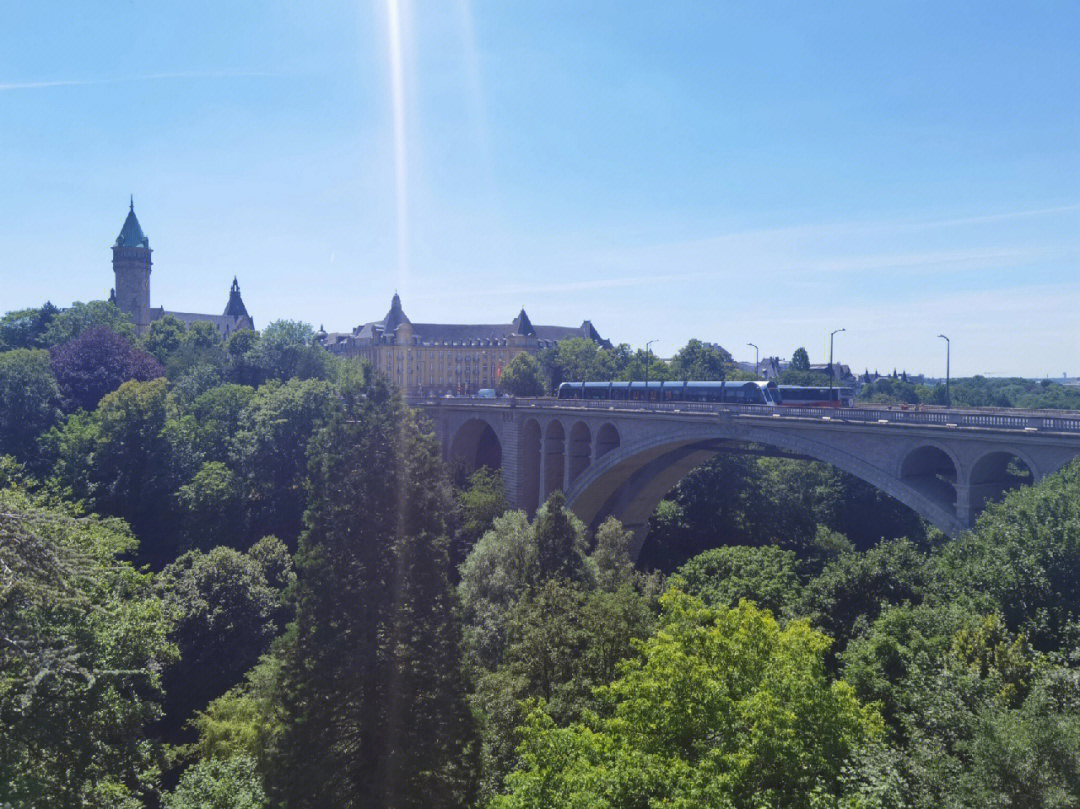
xmin=160 ymin=310 xmax=250 ymax=337
xmin=223 ymin=277 xmax=250 ymax=318
xmin=382 ymin=292 xmax=410 ymax=332
xmin=115 ymin=197 xmax=149 ymax=249
xmin=513 ymin=308 xmax=536 ymax=336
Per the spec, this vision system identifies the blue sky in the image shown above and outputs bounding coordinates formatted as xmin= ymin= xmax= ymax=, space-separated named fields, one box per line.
xmin=2 ymin=1 xmax=1077 ymax=376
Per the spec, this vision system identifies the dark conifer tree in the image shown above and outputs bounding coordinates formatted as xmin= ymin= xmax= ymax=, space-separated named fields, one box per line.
xmin=532 ymin=490 xmax=589 ymax=583
xmin=274 ymin=364 xmax=478 ymax=808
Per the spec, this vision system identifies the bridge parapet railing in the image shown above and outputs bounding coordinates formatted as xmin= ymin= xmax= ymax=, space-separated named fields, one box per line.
xmin=405 ymin=397 xmax=1080 ymax=435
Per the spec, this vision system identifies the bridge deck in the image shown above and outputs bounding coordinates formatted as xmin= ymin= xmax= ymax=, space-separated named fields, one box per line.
xmin=407 ymin=397 xmax=1080 ymax=436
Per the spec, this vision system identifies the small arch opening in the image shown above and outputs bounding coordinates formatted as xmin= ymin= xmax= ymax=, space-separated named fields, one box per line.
xmin=449 ymin=418 xmax=503 ymax=485
xmin=901 ymin=445 xmax=958 ymax=510
xmin=596 ymin=423 xmax=620 ymax=459
xmin=969 ymin=451 xmax=1033 ymax=511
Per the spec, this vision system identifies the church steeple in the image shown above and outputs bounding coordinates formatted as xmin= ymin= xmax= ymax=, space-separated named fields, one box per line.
xmin=223 ymin=276 xmax=250 ymax=319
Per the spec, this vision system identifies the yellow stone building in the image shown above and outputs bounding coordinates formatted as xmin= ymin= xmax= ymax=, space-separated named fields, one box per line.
xmin=321 ymin=293 xmax=608 ymax=395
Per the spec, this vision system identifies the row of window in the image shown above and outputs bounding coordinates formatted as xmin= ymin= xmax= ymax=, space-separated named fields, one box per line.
xmin=388 ymin=350 xmax=509 ymax=362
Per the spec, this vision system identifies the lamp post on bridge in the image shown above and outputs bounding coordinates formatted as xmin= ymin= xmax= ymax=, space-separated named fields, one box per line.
xmin=938 ymin=334 xmax=950 ymax=406
xmin=748 ymin=342 xmax=759 ymax=377
xmin=645 ymin=340 xmax=659 ymax=389
xmin=829 ymin=328 xmax=845 ymax=399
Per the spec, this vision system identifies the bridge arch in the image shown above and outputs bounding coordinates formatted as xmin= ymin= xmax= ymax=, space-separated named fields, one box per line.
xmin=898 ymin=444 xmax=960 ymax=516
xmin=566 ymin=421 xmax=967 ymax=548
xmin=596 ymin=423 xmax=620 ymax=459
xmin=967 ymin=449 xmax=1036 ymax=513
xmin=449 ymin=417 xmax=502 ymax=482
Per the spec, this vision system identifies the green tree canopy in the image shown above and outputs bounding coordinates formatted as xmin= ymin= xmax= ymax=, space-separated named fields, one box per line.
xmin=669 ymin=338 xmax=733 ymax=380
xmin=163 ymin=756 xmax=267 ymax=809
xmin=459 ymin=497 xmax=592 ymax=671
xmin=498 ymin=351 xmax=545 ymax=397
xmin=253 ymin=319 xmax=335 ymax=383
xmin=0 ymin=485 xmax=175 ymax=808
xmin=791 ymin=346 xmax=811 ymax=371
xmin=231 ymin=377 xmax=340 ymax=545
xmin=0 ymin=302 xmax=58 ymax=350
xmin=143 ymin=314 xmax=188 ymax=364
xmin=176 ymin=461 xmax=241 ymax=550
xmin=674 ymin=544 xmax=803 ymax=617
xmin=0 ymin=348 xmax=60 ymax=460
xmin=539 ymin=337 xmax=626 ymax=390
xmin=453 ymin=467 xmax=510 ymax=570
xmin=933 ymin=458 xmax=1080 ymax=652
xmin=41 ymin=300 xmax=135 ymax=345
xmin=157 ymin=538 xmax=293 ymax=741
xmin=802 ymin=537 xmax=931 ymax=647
xmin=616 ymin=346 xmax=674 ymax=382
xmin=493 ymin=590 xmax=882 ymax=809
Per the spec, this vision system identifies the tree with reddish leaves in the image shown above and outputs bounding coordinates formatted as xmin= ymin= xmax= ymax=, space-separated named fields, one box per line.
xmin=49 ymin=325 xmax=164 ymax=412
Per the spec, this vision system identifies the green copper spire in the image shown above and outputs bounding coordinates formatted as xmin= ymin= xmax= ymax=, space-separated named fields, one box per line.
xmin=115 ymin=197 xmax=149 ymax=249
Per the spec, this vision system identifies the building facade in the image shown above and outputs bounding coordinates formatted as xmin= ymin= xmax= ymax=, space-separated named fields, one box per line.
xmin=321 ymin=293 xmax=609 ymax=395
xmin=111 ymin=198 xmax=254 ymax=337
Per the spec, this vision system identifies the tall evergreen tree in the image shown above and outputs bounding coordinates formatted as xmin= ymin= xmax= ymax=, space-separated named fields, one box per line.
xmin=532 ymin=490 xmax=590 ymax=583
xmin=274 ymin=365 xmax=477 ymax=808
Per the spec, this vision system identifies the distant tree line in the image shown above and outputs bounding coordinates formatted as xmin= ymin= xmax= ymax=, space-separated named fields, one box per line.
xmin=499 ymin=336 xmax=756 ymax=396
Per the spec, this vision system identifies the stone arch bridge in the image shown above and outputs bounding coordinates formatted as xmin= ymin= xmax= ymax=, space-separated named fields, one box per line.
xmin=410 ymin=397 xmax=1080 ymax=554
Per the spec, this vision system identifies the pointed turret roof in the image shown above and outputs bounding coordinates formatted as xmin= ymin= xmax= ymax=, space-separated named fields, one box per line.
xmin=115 ymin=196 xmax=149 ymax=249
xmin=512 ymin=307 xmax=536 ymax=337
xmin=382 ymin=292 xmax=410 ymax=332
xmin=223 ymin=277 xmax=250 ymax=318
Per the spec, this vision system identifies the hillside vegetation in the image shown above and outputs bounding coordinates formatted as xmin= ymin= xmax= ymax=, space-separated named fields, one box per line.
xmin=2 ymin=301 xmax=1079 ymax=808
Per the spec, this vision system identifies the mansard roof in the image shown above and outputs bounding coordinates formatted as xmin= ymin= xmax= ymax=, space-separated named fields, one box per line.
xmin=350 ymin=295 xmax=609 ymax=348
xmin=115 ymin=197 xmax=149 ymax=249
xmin=223 ymin=277 xmax=250 ymax=319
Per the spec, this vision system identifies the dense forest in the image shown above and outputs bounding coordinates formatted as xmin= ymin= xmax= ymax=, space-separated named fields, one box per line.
xmin=3 ymin=300 xmax=1080 ymax=808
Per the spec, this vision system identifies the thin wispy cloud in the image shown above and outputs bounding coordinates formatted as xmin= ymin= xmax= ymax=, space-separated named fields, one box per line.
xmin=437 ymin=242 xmax=1067 ymax=301
xmin=921 ymin=204 xmax=1080 ymax=230
xmin=0 ymin=70 xmax=286 ymax=91
xmin=578 ymin=205 xmax=1080 ymax=265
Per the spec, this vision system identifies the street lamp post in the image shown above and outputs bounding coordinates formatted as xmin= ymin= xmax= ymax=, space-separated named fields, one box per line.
xmin=829 ymin=328 xmax=846 ymax=399
xmin=748 ymin=342 xmax=759 ymax=376
xmin=645 ymin=340 xmax=658 ymax=390
xmin=938 ymin=334 xmax=950 ymax=406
